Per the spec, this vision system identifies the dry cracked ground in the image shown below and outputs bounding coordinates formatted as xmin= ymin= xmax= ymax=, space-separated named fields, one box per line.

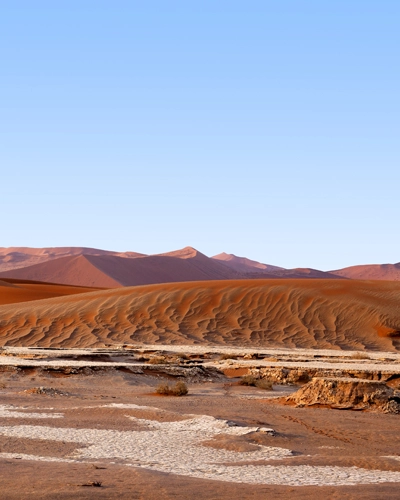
xmin=0 ymin=346 xmax=400 ymax=499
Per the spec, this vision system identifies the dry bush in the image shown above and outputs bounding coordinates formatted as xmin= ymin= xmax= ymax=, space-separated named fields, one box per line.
xmin=350 ymin=352 xmax=370 ymax=360
xmin=156 ymin=381 xmax=188 ymax=396
xmin=239 ymin=375 xmax=273 ymax=390
xmin=220 ymin=353 xmax=238 ymax=360
xmin=255 ymin=379 xmax=273 ymax=390
xmin=173 ymin=381 xmax=189 ymax=395
xmin=155 ymin=382 xmax=170 ymax=395
xmin=147 ymin=356 xmax=167 ymax=364
xmin=239 ymin=375 xmax=258 ymax=386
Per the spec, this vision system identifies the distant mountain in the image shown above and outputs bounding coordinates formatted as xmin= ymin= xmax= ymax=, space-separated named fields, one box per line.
xmin=331 ymin=263 xmax=400 ymax=281
xmin=0 ymin=247 xmax=145 ymax=273
xmin=212 ymin=253 xmax=344 ymax=280
xmin=0 ymin=247 xmax=239 ymax=287
xmin=262 ymin=268 xmax=346 ymax=280
xmin=6 ymin=246 xmax=399 ymax=288
xmin=212 ymin=252 xmax=284 ymax=274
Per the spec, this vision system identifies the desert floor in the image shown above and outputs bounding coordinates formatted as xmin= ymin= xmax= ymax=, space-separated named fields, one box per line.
xmin=0 ymin=347 xmax=400 ymax=499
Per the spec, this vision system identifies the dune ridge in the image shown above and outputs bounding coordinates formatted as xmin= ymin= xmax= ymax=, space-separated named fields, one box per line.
xmin=2 ymin=246 xmax=400 ymax=286
xmin=0 ymin=248 xmax=239 ymax=288
xmin=0 ymin=247 xmax=145 ymax=273
xmin=0 ymin=278 xmax=100 ymax=305
xmin=0 ymin=279 xmax=399 ymax=351
xmin=212 ymin=252 xmax=284 ymax=273
xmin=331 ymin=263 xmax=400 ymax=281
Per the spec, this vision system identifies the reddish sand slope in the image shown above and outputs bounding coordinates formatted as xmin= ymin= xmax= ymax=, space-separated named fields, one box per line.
xmin=266 ymin=268 xmax=346 ymax=279
xmin=212 ymin=254 xmax=344 ymax=279
xmin=212 ymin=253 xmax=284 ymax=274
xmin=331 ymin=263 xmax=400 ymax=281
xmin=0 ymin=247 xmax=145 ymax=273
xmin=0 ymin=279 xmax=399 ymax=351
xmin=0 ymin=248 xmax=239 ymax=288
xmin=0 ymin=279 xmax=100 ymax=305
xmin=0 ymin=256 xmax=122 ymax=288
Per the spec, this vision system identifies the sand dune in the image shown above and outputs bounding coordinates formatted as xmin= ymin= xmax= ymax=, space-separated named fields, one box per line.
xmin=331 ymin=263 xmax=400 ymax=281
xmin=0 ymin=247 xmax=145 ymax=273
xmin=0 ymin=248 xmax=239 ymax=288
xmin=0 ymin=255 xmax=122 ymax=288
xmin=0 ymin=279 xmax=399 ymax=350
xmin=3 ymin=246 xmax=400 ymax=286
xmin=0 ymin=246 xmax=341 ymax=288
xmin=0 ymin=278 xmax=100 ymax=305
xmin=266 ymin=268 xmax=346 ymax=279
xmin=212 ymin=253 xmax=344 ymax=280
xmin=212 ymin=252 xmax=284 ymax=274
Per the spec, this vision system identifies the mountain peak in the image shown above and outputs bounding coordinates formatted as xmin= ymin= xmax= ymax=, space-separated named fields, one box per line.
xmin=157 ymin=246 xmax=203 ymax=259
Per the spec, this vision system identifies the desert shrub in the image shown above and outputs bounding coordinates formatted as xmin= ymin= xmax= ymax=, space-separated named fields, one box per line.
xmin=239 ymin=375 xmax=273 ymax=390
xmin=172 ymin=381 xmax=189 ymax=395
xmin=297 ymin=372 xmax=311 ymax=383
xmin=155 ymin=383 xmax=171 ymax=395
xmin=255 ymin=379 xmax=273 ymax=390
xmin=239 ymin=375 xmax=258 ymax=386
xmin=350 ymin=352 xmax=370 ymax=360
xmin=155 ymin=381 xmax=188 ymax=396
xmin=147 ymin=356 xmax=167 ymax=364
xmin=220 ymin=353 xmax=238 ymax=360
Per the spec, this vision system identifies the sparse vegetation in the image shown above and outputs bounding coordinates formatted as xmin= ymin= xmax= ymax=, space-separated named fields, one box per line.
xmin=23 ymin=386 xmax=69 ymax=396
xmin=147 ymin=356 xmax=167 ymax=364
xmin=147 ymin=354 xmax=190 ymax=364
xmin=155 ymin=381 xmax=188 ymax=396
xmin=350 ymin=352 xmax=370 ymax=360
xmin=220 ymin=353 xmax=238 ymax=360
xmin=255 ymin=379 xmax=274 ymax=390
xmin=239 ymin=375 xmax=273 ymax=390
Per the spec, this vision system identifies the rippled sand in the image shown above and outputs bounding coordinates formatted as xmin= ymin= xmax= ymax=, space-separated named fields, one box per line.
xmin=1 ymin=279 xmax=399 ymax=350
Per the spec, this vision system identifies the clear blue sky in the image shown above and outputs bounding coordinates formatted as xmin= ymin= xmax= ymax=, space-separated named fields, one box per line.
xmin=1 ymin=1 xmax=399 ymax=270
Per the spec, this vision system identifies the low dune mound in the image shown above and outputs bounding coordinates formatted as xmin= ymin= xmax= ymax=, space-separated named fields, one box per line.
xmin=0 ymin=279 xmax=100 ymax=305
xmin=265 ymin=268 xmax=345 ymax=279
xmin=0 ymin=279 xmax=400 ymax=350
xmin=287 ymin=377 xmax=400 ymax=413
xmin=331 ymin=263 xmax=400 ymax=281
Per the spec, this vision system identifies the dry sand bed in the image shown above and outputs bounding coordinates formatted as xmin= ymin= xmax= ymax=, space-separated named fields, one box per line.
xmin=0 ymin=363 xmax=400 ymax=499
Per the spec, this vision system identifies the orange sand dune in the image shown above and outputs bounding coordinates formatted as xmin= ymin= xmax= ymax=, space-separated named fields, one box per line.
xmin=0 ymin=279 xmax=100 ymax=305
xmin=266 ymin=268 xmax=346 ymax=279
xmin=0 ymin=246 xmax=145 ymax=273
xmin=212 ymin=252 xmax=284 ymax=274
xmin=331 ymin=263 xmax=400 ymax=281
xmin=0 ymin=248 xmax=239 ymax=288
xmin=0 ymin=279 xmax=399 ymax=351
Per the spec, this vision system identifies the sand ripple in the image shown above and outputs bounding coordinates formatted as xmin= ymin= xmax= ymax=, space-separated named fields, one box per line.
xmin=0 ymin=279 xmax=399 ymax=350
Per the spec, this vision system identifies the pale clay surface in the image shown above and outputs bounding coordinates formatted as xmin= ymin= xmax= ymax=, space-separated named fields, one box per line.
xmin=1 ymin=404 xmax=400 ymax=486
xmin=1 ymin=345 xmax=400 ymax=373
